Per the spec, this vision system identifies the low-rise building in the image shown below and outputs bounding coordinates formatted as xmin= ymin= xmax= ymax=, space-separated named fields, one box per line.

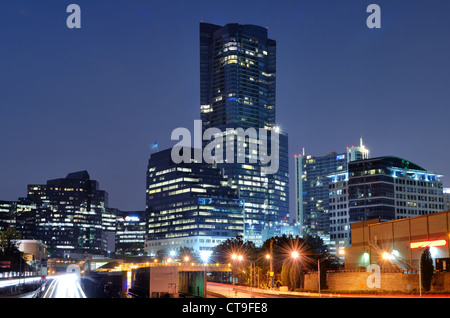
xmin=344 ymin=210 xmax=450 ymax=270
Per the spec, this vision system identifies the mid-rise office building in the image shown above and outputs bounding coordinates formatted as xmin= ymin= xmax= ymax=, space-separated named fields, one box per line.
xmin=444 ymin=188 xmax=450 ymax=211
xmin=102 ymin=207 xmax=118 ymax=257
xmin=328 ymin=171 xmax=351 ymax=252
xmin=0 ymin=200 xmax=16 ymax=232
xmin=348 ymin=156 xmax=444 ymax=222
xmin=328 ymin=155 xmax=445 ymax=254
xmin=200 ymin=22 xmax=289 ymax=244
xmin=115 ymin=210 xmax=146 ymax=257
xmin=145 ymin=148 xmax=245 ymax=256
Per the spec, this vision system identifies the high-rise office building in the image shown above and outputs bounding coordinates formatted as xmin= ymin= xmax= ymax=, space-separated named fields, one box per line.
xmin=346 ymin=138 xmax=370 ymax=163
xmin=26 ymin=171 xmax=108 ymax=258
xmin=0 ymin=200 xmax=15 ymax=232
xmin=327 ymin=139 xmax=369 ymax=252
xmin=295 ymin=140 xmax=369 ymax=241
xmin=200 ymin=23 xmax=289 ymax=245
xmin=295 ymin=151 xmax=347 ymax=239
xmin=145 ymin=148 xmax=245 ymax=256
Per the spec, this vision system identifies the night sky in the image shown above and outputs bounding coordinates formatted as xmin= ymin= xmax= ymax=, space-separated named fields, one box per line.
xmin=1 ymin=0 xmax=450 ymax=214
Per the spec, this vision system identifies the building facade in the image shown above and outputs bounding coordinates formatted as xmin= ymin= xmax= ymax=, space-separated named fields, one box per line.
xmin=295 ymin=140 xmax=369 ymax=253
xmin=348 ymin=156 xmax=444 ymax=223
xmin=295 ymin=151 xmax=348 ymax=238
xmin=345 ymin=210 xmax=450 ymax=270
xmin=115 ymin=210 xmax=146 ymax=257
xmin=145 ymin=148 xmax=245 ymax=256
xmin=200 ymin=22 xmax=289 ymax=245
xmin=0 ymin=200 xmax=16 ymax=233
xmin=327 ymin=155 xmax=445 ymax=256
xmin=25 ymin=171 xmax=108 ymax=258
xmin=328 ymin=171 xmax=351 ymax=253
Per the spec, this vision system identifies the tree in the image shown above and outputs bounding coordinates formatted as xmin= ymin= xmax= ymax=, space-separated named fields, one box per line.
xmin=0 ymin=228 xmax=27 ymax=272
xmin=212 ymin=236 xmax=258 ymax=285
xmin=421 ymin=247 xmax=434 ymax=292
xmin=289 ymin=261 xmax=301 ymax=290
xmin=211 ymin=235 xmax=257 ymax=264
xmin=258 ymin=234 xmax=337 ymax=290
xmin=177 ymin=246 xmax=199 ymax=263
xmin=280 ymin=261 xmax=290 ymax=287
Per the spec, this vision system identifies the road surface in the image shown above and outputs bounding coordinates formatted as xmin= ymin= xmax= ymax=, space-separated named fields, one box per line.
xmin=40 ymin=274 xmax=86 ymax=298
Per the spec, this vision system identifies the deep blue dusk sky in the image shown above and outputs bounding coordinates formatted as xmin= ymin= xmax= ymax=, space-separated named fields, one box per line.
xmin=1 ymin=1 xmax=450 ymax=213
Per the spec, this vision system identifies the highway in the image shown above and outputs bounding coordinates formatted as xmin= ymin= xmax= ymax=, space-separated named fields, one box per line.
xmin=207 ymin=282 xmax=296 ymax=298
xmin=39 ymin=274 xmax=86 ymax=298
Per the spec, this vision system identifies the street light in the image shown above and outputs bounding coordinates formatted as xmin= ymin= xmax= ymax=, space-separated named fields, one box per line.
xmin=318 ymin=254 xmax=332 ymax=298
xmin=231 ymin=253 xmax=243 ymax=261
xmin=265 ymin=254 xmax=273 ymax=289
xmin=381 ymin=248 xmax=424 ymax=298
xmin=382 ymin=252 xmax=391 ymax=260
xmin=231 ymin=253 xmax=245 ymax=286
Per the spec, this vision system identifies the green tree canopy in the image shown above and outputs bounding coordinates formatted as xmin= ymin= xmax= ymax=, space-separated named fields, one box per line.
xmin=0 ymin=228 xmax=27 ymax=272
xmin=421 ymin=247 xmax=434 ymax=292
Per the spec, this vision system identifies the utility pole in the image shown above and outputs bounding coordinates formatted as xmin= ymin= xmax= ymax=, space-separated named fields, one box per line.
xmin=270 ymin=239 xmax=273 ymax=289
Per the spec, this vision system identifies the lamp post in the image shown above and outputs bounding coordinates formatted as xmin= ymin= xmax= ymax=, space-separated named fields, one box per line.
xmin=317 ymin=253 xmax=335 ymax=297
xmin=419 ymin=254 xmax=422 ymax=298
xmin=231 ymin=253 xmax=244 ymax=285
xmin=382 ymin=248 xmax=425 ymax=298
xmin=265 ymin=253 xmax=273 ymax=289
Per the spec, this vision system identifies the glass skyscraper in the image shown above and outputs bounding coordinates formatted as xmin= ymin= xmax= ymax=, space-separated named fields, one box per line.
xmin=296 ymin=152 xmax=347 ymax=238
xmin=295 ymin=140 xmax=369 ymax=242
xmin=199 ymin=23 xmax=289 ymax=245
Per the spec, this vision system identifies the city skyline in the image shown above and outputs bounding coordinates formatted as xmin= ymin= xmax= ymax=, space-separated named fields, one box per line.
xmin=1 ymin=0 xmax=450 ymax=215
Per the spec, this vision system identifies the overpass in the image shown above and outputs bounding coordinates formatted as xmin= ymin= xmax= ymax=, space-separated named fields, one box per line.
xmin=83 ymin=258 xmax=232 ymax=273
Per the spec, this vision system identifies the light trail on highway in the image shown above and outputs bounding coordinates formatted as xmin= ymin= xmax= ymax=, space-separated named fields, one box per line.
xmin=41 ymin=274 xmax=86 ymax=298
xmin=0 ymin=277 xmax=43 ymax=288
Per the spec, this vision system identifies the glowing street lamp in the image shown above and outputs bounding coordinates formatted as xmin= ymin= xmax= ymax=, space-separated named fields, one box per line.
xmin=232 ymin=253 xmax=243 ymax=261
xmin=291 ymin=251 xmax=299 ymax=259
